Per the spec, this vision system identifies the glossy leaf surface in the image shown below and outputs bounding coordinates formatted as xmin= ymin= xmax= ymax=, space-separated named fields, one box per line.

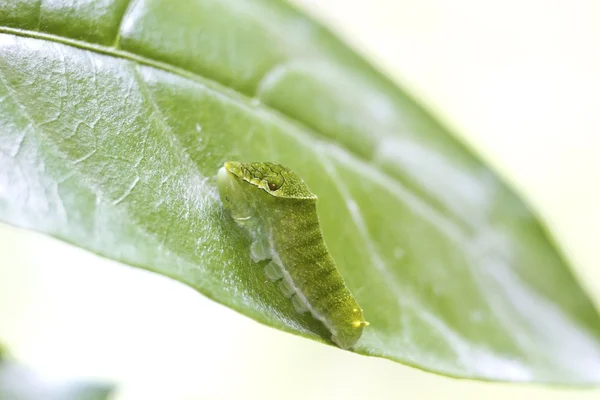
xmin=0 ymin=0 xmax=599 ymax=384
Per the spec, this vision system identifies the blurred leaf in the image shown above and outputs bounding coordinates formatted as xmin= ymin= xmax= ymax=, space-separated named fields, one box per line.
xmin=0 ymin=360 xmax=113 ymax=400
xmin=0 ymin=0 xmax=599 ymax=385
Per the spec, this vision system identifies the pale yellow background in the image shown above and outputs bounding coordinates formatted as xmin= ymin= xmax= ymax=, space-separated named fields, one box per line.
xmin=1 ymin=0 xmax=599 ymax=399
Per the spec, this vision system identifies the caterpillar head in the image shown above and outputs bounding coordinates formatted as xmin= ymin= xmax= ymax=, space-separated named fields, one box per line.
xmin=218 ymin=161 xmax=316 ymax=200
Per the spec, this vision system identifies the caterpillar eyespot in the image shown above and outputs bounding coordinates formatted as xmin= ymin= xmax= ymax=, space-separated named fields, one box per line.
xmin=217 ymin=161 xmax=369 ymax=349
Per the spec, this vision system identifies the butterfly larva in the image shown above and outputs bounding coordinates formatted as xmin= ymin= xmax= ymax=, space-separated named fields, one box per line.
xmin=217 ymin=161 xmax=368 ymax=349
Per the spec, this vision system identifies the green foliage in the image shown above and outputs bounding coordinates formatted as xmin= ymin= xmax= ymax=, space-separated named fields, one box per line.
xmin=0 ymin=0 xmax=598 ymax=385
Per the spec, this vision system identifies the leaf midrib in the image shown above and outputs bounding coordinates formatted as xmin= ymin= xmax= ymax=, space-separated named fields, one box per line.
xmin=0 ymin=25 xmax=469 ymax=239
xmin=0 ymin=26 xmax=376 ymax=177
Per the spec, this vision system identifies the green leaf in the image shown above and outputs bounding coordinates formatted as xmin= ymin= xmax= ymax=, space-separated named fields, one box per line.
xmin=0 ymin=0 xmax=599 ymax=385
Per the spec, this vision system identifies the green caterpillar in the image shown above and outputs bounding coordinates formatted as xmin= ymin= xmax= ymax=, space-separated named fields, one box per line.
xmin=217 ymin=161 xmax=368 ymax=349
